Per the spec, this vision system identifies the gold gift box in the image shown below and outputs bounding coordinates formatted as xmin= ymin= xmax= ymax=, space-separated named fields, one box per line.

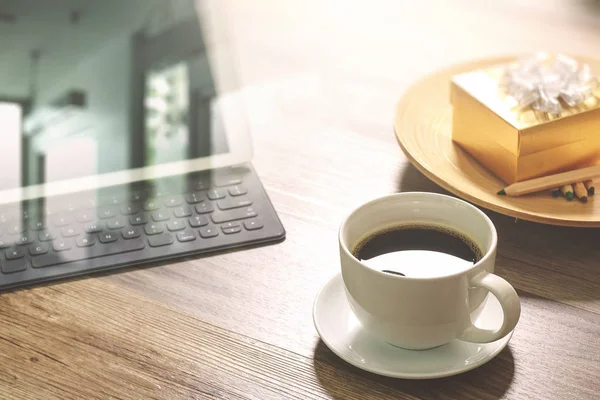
xmin=451 ymin=64 xmax=600 ymax=184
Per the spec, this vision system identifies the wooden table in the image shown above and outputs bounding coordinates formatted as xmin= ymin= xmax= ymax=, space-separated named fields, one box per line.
xmin=3 ymin=1 xmax=600 ymax=399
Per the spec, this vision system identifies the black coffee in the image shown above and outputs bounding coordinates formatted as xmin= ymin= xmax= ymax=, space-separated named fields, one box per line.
xmin=352 ymin=224 xmax=483 ymax=278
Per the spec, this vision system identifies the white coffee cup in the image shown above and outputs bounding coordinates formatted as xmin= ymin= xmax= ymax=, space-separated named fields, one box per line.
xmin=339 ymin=192 xmax=520 ymax=350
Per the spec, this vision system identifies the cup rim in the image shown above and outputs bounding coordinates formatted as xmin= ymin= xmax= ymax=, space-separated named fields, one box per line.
xmin=338 ymin=192 xmax=498 ymax=281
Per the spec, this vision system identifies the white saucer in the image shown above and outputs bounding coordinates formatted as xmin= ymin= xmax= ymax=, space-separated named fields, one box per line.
xmin=313 ymin=274 xmax=513 ymax=379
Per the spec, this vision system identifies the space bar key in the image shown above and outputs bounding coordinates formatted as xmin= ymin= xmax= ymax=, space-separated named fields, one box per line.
xmin=32 ymin=238 xmax=146 ymax=268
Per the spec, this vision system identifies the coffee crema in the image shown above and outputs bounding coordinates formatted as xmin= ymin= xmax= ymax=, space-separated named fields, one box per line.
xmin=352 ymin=224 xmax=483 ymax=278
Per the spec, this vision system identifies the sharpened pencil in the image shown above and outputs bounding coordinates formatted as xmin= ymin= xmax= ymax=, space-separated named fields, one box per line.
xmin=585 ymin=180 xmax=595 ymax=196
xmin=497 ymin=165 xmax=600 ymax=197
xmin=560 ymin=184 xmax=574 ymax=201
xmin=574 ymin=182 xmax=588 ymax=203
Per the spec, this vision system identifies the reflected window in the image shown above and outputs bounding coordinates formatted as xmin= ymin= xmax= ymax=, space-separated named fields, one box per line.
xmin=145 ymin=61 xmax=190 ymax=165
xmin=0 ymin=0 xmax=233 ymax=194
xmin=0 ymin=102 xmax=22 ymax=189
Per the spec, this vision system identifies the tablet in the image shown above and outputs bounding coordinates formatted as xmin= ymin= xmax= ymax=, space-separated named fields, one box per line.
xmin=0 ymin=0 xmax=252 ymax=205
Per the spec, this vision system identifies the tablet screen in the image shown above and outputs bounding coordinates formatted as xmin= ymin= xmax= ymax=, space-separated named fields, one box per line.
xmin=0 ymin=0 xmax=243 ymax=199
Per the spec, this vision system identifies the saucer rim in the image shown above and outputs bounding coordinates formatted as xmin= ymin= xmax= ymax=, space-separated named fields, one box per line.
xmin=312 ymin=273 xmax=513 ymax=379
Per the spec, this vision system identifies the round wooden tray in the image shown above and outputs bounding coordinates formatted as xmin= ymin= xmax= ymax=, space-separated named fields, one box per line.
xmin=395 ymin=55 xmax=600 ymax=227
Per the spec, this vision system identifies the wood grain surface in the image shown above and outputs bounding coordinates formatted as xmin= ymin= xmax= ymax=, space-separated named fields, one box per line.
xmin=3 ymin=0 xmax=600 ymax=399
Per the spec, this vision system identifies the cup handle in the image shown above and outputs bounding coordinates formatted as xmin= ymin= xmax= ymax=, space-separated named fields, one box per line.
xmin=458 ymin=272 xmax=521 ymax=343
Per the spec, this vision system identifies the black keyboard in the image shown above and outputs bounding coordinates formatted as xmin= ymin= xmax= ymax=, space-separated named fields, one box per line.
xmin=0 ymin=164 xmax=285 ymax=291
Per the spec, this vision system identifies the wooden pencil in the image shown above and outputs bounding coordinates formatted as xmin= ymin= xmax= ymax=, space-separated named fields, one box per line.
xmin=573 ymin=182 xmax=588 ymax=203
xmin=497 ymin=165 xmax=600 ymax=197
xmin=560 ymin=184 xmax=574 ymax=201
xmin=584 ymin=180 xmax=595 ymax=196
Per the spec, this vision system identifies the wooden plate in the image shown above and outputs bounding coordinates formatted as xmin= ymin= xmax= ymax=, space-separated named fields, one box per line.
xmin=395 ymin=56 xmax=600 ymax=227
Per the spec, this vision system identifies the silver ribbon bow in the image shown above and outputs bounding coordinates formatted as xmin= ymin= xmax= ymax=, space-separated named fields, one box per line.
xmin=502 ymin=53 xmax=598 ymax=115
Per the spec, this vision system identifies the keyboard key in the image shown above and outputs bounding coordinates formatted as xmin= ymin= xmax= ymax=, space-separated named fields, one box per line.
xmin=152 ymin=210 xmax=170 ymax=222
xmin=98 ymin=207 xmax=117 ymax=219
xmin=52 ymin=214 xmax=72 ymax=227
xmin=129 ymin=190 xmax=145 ymax=201
xmin=61 ymin=226 xmax=79 ymax=237
xmin=194 ymin=180 xmax=210 ymax=190
xmin=130 ymin=213 xmax=148 ymax=225
xmin=39 ymin=231 xmax=56 ymax=242
xmin=1 ymin=259 xmax=27 ymax=274
xmin=106 ymin=195 xmax=122 ymax=205
xmin=207 ymin=188 xmax=226 ymax=200
xmin=217 ymin=197 xmax=253 ymax=210
xmin=143 ymin=199 xmax=160 ymax=211
xmin=107 ymin=216 xmax=127 ymax=230
xmin=8 ymin=224 xmax=25 ymax=235
xmin=84 ymin=198 xmax=97 ymax=208
xmin=64 ymin=203 xmax=78 ymax=212
xmin=173 ymin=206 xmax=192 ymax=218
xmin=122 ymin=227 xmax=141 ymax=240
xmin=5 ymin=248 xmax=25 ymax=260
xmin=222 ymin=226 xmax=242 ymax=235
xmin=77 ymin=236 xmax=96 ymax=247
xmin=30 ymin=220 xmax=46 ymax=230
xmin=148 ymin=233 xmax=174 ymax=247
xmin=189 ymin=215 xmax=209 ymax=228
xmin=120 ymin=204 xmax=140 ymax=215
xmin=43 ymin=204 xmax=59 ymax=216
xmin=0 ymin=238 xmax=10 ymax=248
xmin=195 ymin=202 xmax=214 ymax=214
xmin=167 ymin=220 xmax=185 ymax=231
xmin=228 ymin=186 xmax=248 ymax=197
xmin=186 ymin=191 xmax=204 ymax=204
xmin=199 ymin=226 xmax=219 ymax=238
xmin=213 ymin=176 xmax=242 ymax=187
xmin=129 ymin=191 xmax=144 ymax=202
xmin=244 ymin=220 xmax=264 ymax=231
xmin=211 ymin=207 xmax=257 ymax=224
xmin=145 ymin=223 xmax=164 ymax=235
xmin=16 ymin=234 xmax=34 ymax=246
xmin=0 ymin=213 xmax=10 ymax=224
xmin=85 ymin=222 xmax=104 ymax=233
xmin=32 ymin=238 xmax=145 ymax=268
xmin=76 ymin=211 xmax=94 ymax=222
xmin=99 ymin=232 xmax=119 ymax=243
xmin=150 ymin=187 xmax=171 ymax=198
xmin=30 ymin=243 xmax=49 ymax=256
xmin=53 ymin=239 xmax=72 ymax=252
xmin=176 ymin=230 xmax=196 ymax=243
xmin=164 ymin=196 xmax=183 ymax=207
xmin=222 ymin=224 xmax=242 ymax=234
